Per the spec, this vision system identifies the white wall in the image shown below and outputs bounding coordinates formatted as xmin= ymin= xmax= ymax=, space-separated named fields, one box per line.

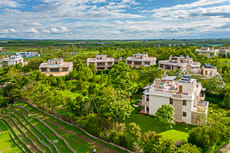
xmin=182 ymin=100 xmax=193 ymax=124
xmin=149 ymin=95 xmax=170 ymax=115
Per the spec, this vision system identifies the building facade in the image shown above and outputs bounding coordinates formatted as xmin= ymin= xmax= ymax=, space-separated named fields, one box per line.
xmin=220 ymin=47 xmax=230 ymax=56
xmin=158 ymin=55 xmax=201 ymax=73
xmin=16 ymin=52 xmax=40 ymax=57
xmin=190 ymin=64 xmax=220 ymax=79
xmin=126 ymin=53 xmax=156 ymax=67
xmin=87 ymin=55 xmax=114 ymax=70
xmin=141 ymin=75 xmax=209 ymax=124
xmin=1 ymin=55 xmax=26 ymax=67
xmin=195 ymin=47 xmax=219 ymax=57
xmin=39 ymin=59 xmax=73 ymax=76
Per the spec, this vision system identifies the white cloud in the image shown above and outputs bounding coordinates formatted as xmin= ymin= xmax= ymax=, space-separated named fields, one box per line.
xmin=0 ymin=0 xmax=229 ymax=39
xmin=9 ymin=28 xmax=17 ymax=33
xmin=151 ymin=0 xmax=230 ymax=20
xmin=0 ymin=0 xmax=20 ymax=8
xmin=23 ymin=28 xmax=39 ymax=34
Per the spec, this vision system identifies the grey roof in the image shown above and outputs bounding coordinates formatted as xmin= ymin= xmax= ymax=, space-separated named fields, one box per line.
xmin=162 ymin=76 xmax=176 ymax=81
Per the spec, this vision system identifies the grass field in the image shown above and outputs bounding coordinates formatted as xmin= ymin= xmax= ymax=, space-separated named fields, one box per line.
xmin=218 ymin=58 xmax=230 ymax=64
xmin=0 ymin=102 xmax=127 ymax=153
xmin=0 ymin=123 xmax=22 ymax=153
xmin=125 ymin=113 xmax=194 ymax=142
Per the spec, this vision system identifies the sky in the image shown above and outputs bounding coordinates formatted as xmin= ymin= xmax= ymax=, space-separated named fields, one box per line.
xmin=0 ymin=0 xmax=230 ymax=39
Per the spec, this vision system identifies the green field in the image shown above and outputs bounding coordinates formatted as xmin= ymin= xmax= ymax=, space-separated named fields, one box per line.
xmin=125 ymin=113 xmax=194 ymax=142
xmin=0 ymin=123 xmax=22 ymax=153
xmin=218 ymin=58 xmax=230 ymax=64
xmin=0 ymin=102 xmax=127 ymax=153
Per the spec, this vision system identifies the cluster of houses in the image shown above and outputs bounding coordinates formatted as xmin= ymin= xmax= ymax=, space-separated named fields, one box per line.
xmin=16 ymin=52 xmax=40 ymax=57
xmin=195 ymin=47 xmax=230 ymax=57
xmin=1 ymin=55 xmax=28 ymax=67
xmin=1 ymin=51 xmax=223 ymax=125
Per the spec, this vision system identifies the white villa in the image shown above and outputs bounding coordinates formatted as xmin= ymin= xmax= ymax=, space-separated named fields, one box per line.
xmin=195 ymin=47 xmax=219 ymax=57
xmin=16 ymin=52 xmax=40 ymax=57
xmin=158 ymin=55 xmax=201 ymax=73
xmin=141 ymin=75 xmax=209 ymax=125
xmin=126 ymin=53 xmax=156 ymax=67
xmin=220 ymin=47 xmax=230 ymax=56
xmin=39 ymin=59 xmax=73 ymax=76
xmin=1 ymin=55 xmax=27 ymax=67
xmin=87 ymin=55 xmax=114 ymax=70
xmin=190 ymin=64 xmax=220 ymax=79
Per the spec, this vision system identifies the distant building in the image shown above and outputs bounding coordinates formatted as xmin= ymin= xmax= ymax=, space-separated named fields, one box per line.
xmin=39 ymin=59 xmax=73 ymax=76
xmin=158 ymin=55 xmax=201 ymax=73
xmin=220 ymin=47 xmax=230 ymax=56
xmin=0 ymin=47 xmax=4 ymax=52
xmin=87 ymin=55 xmax=114 ymax=70
xmin=195 ymin=47 xmax=219 ymax=57
xmin=69 ymin=52 xmax=78 ymax=56
xmin=126 ymin=53 xmax=156 ymax=68
xmin=16 ymin=52 xmax=40 ymax=57
xmin=189 ymin=64 xmax=220 ymax=79
xmin=1 ymin=55 xmax=27 ymax=67
xmin=141 ymin=75 xmax=208 ymax=124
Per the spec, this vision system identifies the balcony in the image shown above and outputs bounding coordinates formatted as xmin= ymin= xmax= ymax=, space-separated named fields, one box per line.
xmin=192 ymin=101 xmax=209 ymax=114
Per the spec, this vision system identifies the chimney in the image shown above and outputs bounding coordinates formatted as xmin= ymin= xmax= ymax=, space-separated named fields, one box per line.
xmin=169 ymin=55 xmax=172 ymax=61
xmin=155 ymin=78 xmax=161 ymax=88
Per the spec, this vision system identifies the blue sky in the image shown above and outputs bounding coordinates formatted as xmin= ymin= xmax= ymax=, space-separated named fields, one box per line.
xmin=0 ymin=0 xmax=230 ymax=39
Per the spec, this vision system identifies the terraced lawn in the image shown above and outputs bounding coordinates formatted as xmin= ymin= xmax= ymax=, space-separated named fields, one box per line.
xmin=0 ymin=102 xmax=127 ymax=153
xmin=0 ymin=123 xmax=22 ymax=153
xmin=125 ymin=113 xmax=195 ymax=142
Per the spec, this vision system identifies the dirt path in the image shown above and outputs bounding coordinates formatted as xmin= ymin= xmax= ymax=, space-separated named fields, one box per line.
xmin=216 ymin=142 xmax=230 ymax=153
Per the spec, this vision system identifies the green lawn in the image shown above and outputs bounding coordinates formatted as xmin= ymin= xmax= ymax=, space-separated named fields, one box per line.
xmin=125 ymin=114 xmax=194 ymax=142
xmin=15 ymin=101 xmax=127 ymax=153
xmin=218 ymin=58 xmax=230 ymax=64
xmin=0 ymin=123 xmax=22 ymax=153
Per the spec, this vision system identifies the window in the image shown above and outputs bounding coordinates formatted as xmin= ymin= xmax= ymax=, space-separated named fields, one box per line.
xmin=170 ymin=98 xmax=173 ymax=105
xmin=183 ymin=112 xmax=187 ymax=117
xmin=146 ymin=95 xmax=149 ymax=101
xmin=183 ymin=100 xmax=186 ymax=106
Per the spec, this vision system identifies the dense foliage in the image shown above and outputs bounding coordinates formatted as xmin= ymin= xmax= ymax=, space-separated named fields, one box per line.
xmin=0 ymin=43 xmax=230 ymax=153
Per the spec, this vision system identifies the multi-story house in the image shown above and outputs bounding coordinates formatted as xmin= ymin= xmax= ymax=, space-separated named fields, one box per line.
xmin=87 ymin=55 xmax=114 ymax=70
xmin=141 ymin=75 xmax=209 ymax=124
xmin=195 ymin=47 xmax=219 ymax=57
xmin=39 ymin=59 xmax=73 ymax=76
xmin=1 ymin=55 xmax=27 ymax=67
xmin=158 ymin=55 xmax=201 ymax=73
xmin=126 ymin=53 xmax=156 ymax=67
xmin=189 ymin=64 xmax=220 ymax=79
xmin=220 ymin=47 xmax=230 ymax=56
xmin=16 ymin=52 xmax=40 ymax=57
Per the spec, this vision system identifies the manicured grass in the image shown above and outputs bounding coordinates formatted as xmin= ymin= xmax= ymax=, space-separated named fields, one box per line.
xmin=0 ymin=123 xmax=22 ymax=153
xmin=125 ymin=113 xmax=195 ymax=142
xmin=15 ymin=101 xmax=128 ymax=153
xmin=218 ymin=58 xmax=230 ymax=64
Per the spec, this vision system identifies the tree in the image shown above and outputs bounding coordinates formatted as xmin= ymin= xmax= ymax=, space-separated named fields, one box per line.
xmin=156 ymin=104 xmax=175 ymax=128
xmin=188 ymin=126 xmax=220 ymax=150
xmin=141 ymin=131 xmax=174 ymax=153
xmin=176 ymin=143 xmax=201 ymax=153
xmin=125 ymin=123 xmax=141 ymax=151
xmin=99 ymin=99 xmax=134 ymax=124
xmin=222 ymin=88 xmax=230 ymax=108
